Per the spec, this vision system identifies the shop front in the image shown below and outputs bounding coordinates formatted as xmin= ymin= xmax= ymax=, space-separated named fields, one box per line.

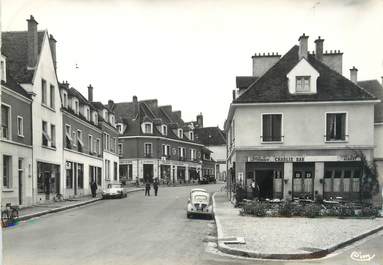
xmin=160 ymin=165 xmax=171 ymax=182
xmin=37 ymin=162 xmax=60 ymax=200
xmin=177 ymin=166 xmax=186 ymax=182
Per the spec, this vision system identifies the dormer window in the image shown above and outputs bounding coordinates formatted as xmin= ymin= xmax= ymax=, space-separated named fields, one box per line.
xmin=62 ymin=90 xmax=68 ymax=108
xmin=178 ymin=129 xmax=183 ymax=139
xmin=103 ymin=109 xmax=108 ymax=120
xmin=296 ymin=76 xmax=310 ymax=92
xmin=1 ymin=56 xmax=6 ymax=82
xmin=85 ymin=107 xmax=90 ymax=121
xmin=93 ymin=112 xmax=98 ymax=125
xmin=116 ymin=123 xmax=124 ymax=134
xmin=110 ymin=115 xmax=115 ymax=126
xmin=143 ymin=122 xmax=153 ymax=134
xmin=189 ymin=131 xmax=194 ymax=141
xmin=162 ymin=125 xmax=167 ymax=136
xmin=72 ymin=98 xmax=79 ymax=114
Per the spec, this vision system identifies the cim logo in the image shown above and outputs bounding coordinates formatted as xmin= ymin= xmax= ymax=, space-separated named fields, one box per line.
xmin=350 ymin=251 xmax=375 ymax=262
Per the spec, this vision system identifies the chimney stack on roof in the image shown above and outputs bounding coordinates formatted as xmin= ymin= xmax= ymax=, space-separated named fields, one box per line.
xmin=27 ymin=15 xmax=38 ymax=68
xmin=196 ymin=113 xmax=203 ymax=128
xmin=87 ymin=84 xmax=93 ymax=102
xmin=350 ymin=66 xmax=358 ymax=84
xmin=49 ymin=34 xmax=57 ymax=72
xmin=298 ymin=33 xmax=309 ymax=60
xmin=314 ymin=36 xmax=324 ymax=61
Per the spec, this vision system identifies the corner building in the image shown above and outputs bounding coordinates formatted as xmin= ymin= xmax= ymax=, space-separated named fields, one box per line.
xmin=226 ymin=34 xmax=379 ymax=202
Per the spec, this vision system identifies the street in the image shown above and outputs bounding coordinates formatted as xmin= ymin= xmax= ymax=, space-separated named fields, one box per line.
xmin=3 ymin=184 xmax=382 ymax=265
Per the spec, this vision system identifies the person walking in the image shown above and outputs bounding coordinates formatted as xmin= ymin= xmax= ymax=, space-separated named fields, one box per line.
xmin=91 ymin=181 xmax=97 ymax=198
xmin=145 ymin=181 xmax=151 ymax=196
xmin=153 ymin=179 xmax=159 ymax=196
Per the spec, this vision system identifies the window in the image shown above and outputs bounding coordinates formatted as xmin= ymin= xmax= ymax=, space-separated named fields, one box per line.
xmin=144 ymin=143 xmax=152 ymax=157
xmin=50 ymin=124 xmax=56 ymax=148
xmin=77 ymin=130 xmax=83 ymax=151
xmin=178 ymin=147 xmax=185 ymax=158
xmin=1 ymin=104 xmax=10 ymax=139
xmin=65 ymin=125 xmax=72 ymax=149
xmin=191 ymin=149 xmax=196 ymax=160
xmin=262 ymin=114 xmax=282 ymax=142
xmin=66 ymin=161 xmax=73 ymax=189
xmin=0 ymin=60 xmax=5 ymax=82
xmin=323 ymin=164 xmax=361 ymax=194
xmin=42 ymin=121 xmax=49 ymax=146
xmin=17 ymin=116 xmax=24 ymax=137
xmin=62 ymin=91 xmax=68 ymax=108
xmin=143 ymin=123 xmax=153 ymax=134
xmin=110 ymin=115 xmax=115 ymax=126
xmin=162 ymin=144 xmax=167 ymax=156
xmin=42 ymin=79 xmax=47 ymax=105
xmin=96 ymin=138 xmax=101 ymax=155
xmin=162 ymin=125 xmax=167 ymax=136
xmin=105 ymin=160 xmax=110 ymax=180
xmin=3 ymin=155 xmax=12 ymax=188
xmin=178 ymin=129 xmax=183 ymax=139
xmin=86 ymin=108 xmax=90 ymax=121
xmin=74 ymin=100 xmax=79 ymax=115
xmin=296 ymin=76 xmax=310 ymax=92
xmin=93 ymin=112 xmax=98 ymax=125
xmin=189 ymin=131 xmax=194 ymax=141
xmin=118 ymin=143 xmax=123 ymax=156
xmin=103 ymin=110 xmax=108 ymax=120
xmin=72 ymin=131 xmax=77 ymax=147
xmin=116 ymin=124 xmax=123 ymax=134
xmin=326 ymin=113 xmax=347 ymax=141
xmin=104 ymin=133 xmax=110 ymax=151
xmin=114 ymin=162 xmax=118 ymax=181
xmin=88 ymin=135 xmax=93 ymax=154
xmin=50 ymin=84 xmax=55 ymax=109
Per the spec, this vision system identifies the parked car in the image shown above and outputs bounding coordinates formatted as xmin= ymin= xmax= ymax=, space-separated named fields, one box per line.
xmin=186 ymin=188 xmax=214 ymax=219
xmin=102 ymin=183 xmax=127 ymax=199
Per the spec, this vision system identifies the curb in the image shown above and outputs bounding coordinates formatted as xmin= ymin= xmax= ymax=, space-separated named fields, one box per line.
xmin=16 ymin=188 xmax=144 ymax=222
xmin=212 ymin=192 xmax=383 ymax=260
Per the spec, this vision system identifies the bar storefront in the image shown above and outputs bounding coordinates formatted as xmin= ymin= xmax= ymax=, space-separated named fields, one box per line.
xmin=234 ymin=150 xmax=371 ymax=201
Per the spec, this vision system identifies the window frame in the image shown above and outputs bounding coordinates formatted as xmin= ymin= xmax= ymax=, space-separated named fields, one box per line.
xmin=162 ymin=125 xmax=167 ymax=136
xmin=41 ymin=79 xmax=47 ymax=105
xmin=16 ymin=116 xmax=24 ymax=137
xmin=325 ymin=111 xmax=348 ymax=142
xmin=118 ymin=143 xmax=123 ymax=156
xmin=144 ymin=142 xmax=153 ymax=157
xmin=261 ymin=113 xmax=284 ymax=143
xmin=42 ymin=120 xmax=50 ymax=146
xmin=178 ymin=129 xmax=183 ymax=139
xmin=295 ymin=76 xmax=311 ymax=93
xmin=1 ymin=103 xmax=11 ymax=140
xmin=88 ymin=134 xmax=94 ymax=154
xmin=3 ymin=155 xmax=12 ymax=189
xmin=50 ymin=124 xmax=56 ymax=148
xmin=50 ymin=84 xmax=55 ymax=109
xmin=143 ymin=122 xmax=153 ymax=134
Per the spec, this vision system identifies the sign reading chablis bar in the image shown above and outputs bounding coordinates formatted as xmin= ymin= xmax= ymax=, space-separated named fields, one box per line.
xmin=248 ymin=155 xmax=360 ymax=162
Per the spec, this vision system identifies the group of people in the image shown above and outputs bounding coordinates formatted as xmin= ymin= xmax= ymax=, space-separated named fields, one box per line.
xmin=145 ymin=179 xmax=159 ymax=196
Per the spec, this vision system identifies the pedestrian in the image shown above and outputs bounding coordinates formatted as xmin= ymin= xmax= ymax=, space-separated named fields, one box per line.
xmin=145 ymin=181 xmax=151 ymax=196
xmin=153 ymin=179 xmax=159 ymax=196
xmin=251 ymin=179 xmax=259 ymax=200
xmin=90 ymin=181 xmax=97 ymax=198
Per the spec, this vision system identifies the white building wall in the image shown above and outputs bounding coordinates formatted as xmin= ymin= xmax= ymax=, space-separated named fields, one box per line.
xmin=103 ymin=151 xmax=119 ymax=189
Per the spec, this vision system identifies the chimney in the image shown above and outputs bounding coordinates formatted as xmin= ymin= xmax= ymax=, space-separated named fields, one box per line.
xmin=350 ymin=66 xmax=358 ymax=84
xmin=133 ymin=96 xmax=138 ymax=117
xmin=27 ymin=15 xmax=38 ymax=68
xmin=87 ymin=85 xmax=93 ymax=102
xmin=108 ymin=100 xmax=114 ymax=109
xmin=196 ymin=113 xmax=203 ymax=128
xmin=298 ymin=33 xmax=309 ymax=60
xmin=49 ymin=34 xmax=57 ymax=71
xmin=314 ymin=36 xmax=324 ymax=61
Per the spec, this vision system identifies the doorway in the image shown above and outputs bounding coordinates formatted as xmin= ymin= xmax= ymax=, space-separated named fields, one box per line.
xmin=143 ymin=164 xmax=154 ymax=183
xmin=255 ymin=170 xmax=274 ymax=199
xmin=18 ymin=159 xmax=23 ymax=205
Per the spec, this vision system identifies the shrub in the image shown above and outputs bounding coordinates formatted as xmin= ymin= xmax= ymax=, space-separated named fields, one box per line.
xmin=242 ymin=202 xmax=268 ymax=217
xmin=361 ymin=206 xmax=379 ymax=217
xmin=278 ymin=201 xmax=294 ymax=217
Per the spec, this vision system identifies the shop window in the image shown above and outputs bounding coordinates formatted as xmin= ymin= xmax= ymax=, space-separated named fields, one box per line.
xmin=323 ymin=165 xmax=361 ymax=194
xmin=333 ymin=170 xmax=342 ymax=192
xmin=66 ymin=161 xmax=73 ymax=189
xmin=37 ymin=162 xmax=59 ymax=194
xmin=1 ymin=104 xmax=10 ymax=139
xmin=293 ymin=171 xmax=302 ymax=193
xmin=3 ymin=155 xmax=12 ymax=188
xmin=326 ymin=113 xmax=347 ymax=141
xmin=114 ymin=162 xmax=118 ymax=181
xmin=273 ymin=170 xmax=283 ymax=193
xmin=352 ymin=169 xmax=361 ymax=192
xmin=262 ymin=114 xmax=282 ymax=142
xmin=343 ymin=170 xmax=352 ymax=192
xmin=78 ymin=164 xmax=84 ymax=189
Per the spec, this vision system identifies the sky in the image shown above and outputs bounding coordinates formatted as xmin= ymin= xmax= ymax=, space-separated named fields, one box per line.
xmin=2 ymin=0 xmax=383 ymax=128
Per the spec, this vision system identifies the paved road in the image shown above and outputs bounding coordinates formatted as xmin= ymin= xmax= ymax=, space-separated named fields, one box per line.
xmin=3 ymin=184 xmax=382 ymax=265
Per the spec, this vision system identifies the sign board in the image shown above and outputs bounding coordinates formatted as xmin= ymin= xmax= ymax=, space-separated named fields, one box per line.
xmin=248 ymin=155 xmax=361 ymax=163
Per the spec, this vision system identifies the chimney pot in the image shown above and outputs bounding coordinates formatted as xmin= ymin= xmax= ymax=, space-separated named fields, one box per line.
xmin=27 ymin=15 xmax=38 ymax=68
xmin=196 ymin=113 xmax=203 ymax=128
xmin=298 ymin=33 xmax=309 ymax=60
xmin=350 ymin=66 xmax=358 ymax=84
xmin=87 ymin=84 xmax=93 ymax=102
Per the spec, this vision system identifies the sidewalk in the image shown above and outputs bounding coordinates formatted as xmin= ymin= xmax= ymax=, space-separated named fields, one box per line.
xmin=15 ymin=187 xmax=144 ymax=222
xmin=213 ymin=191 xmax=383 ymax=260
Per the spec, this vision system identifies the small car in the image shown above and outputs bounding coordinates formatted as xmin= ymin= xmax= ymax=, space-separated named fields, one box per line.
xmin=186 ymin=189 xmax=214 ymax=219
xmin=101 ymin=183 xmax=127 ymax=199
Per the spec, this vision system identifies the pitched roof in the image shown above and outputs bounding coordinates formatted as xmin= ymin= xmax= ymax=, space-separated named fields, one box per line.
xmin=236 ymin=76 xmax=258 ymax=89
xmin=358 ymin=80 xmax=383 ymax=123
xmin=2 ymin=31 xmax=45 ymax=83
xmin=235 ymin=46 xmax=376 ymax=103
xmin=195 ymin=127 xmax=226 ymax=146
xmin=2 ymin=71 xmax=31 ymax=99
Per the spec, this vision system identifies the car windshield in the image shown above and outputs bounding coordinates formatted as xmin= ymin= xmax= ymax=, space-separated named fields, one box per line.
xmin=107 ymin=184 xmax=121 ymax=189
xmin=192 ymin=193 xmax=209 ymax=203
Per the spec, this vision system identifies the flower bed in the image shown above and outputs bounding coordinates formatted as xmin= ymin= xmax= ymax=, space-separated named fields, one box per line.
xmin=239 ymin=200 xmax=380 ymax=218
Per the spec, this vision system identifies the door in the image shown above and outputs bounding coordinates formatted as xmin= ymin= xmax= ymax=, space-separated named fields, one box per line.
xmin=143 ymin=164 xmax=154 ymax=183
xmin=18 ymin=159 xmax=23 ymax=205
xmin=255 ymin=170 xmax=274 ymax=200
